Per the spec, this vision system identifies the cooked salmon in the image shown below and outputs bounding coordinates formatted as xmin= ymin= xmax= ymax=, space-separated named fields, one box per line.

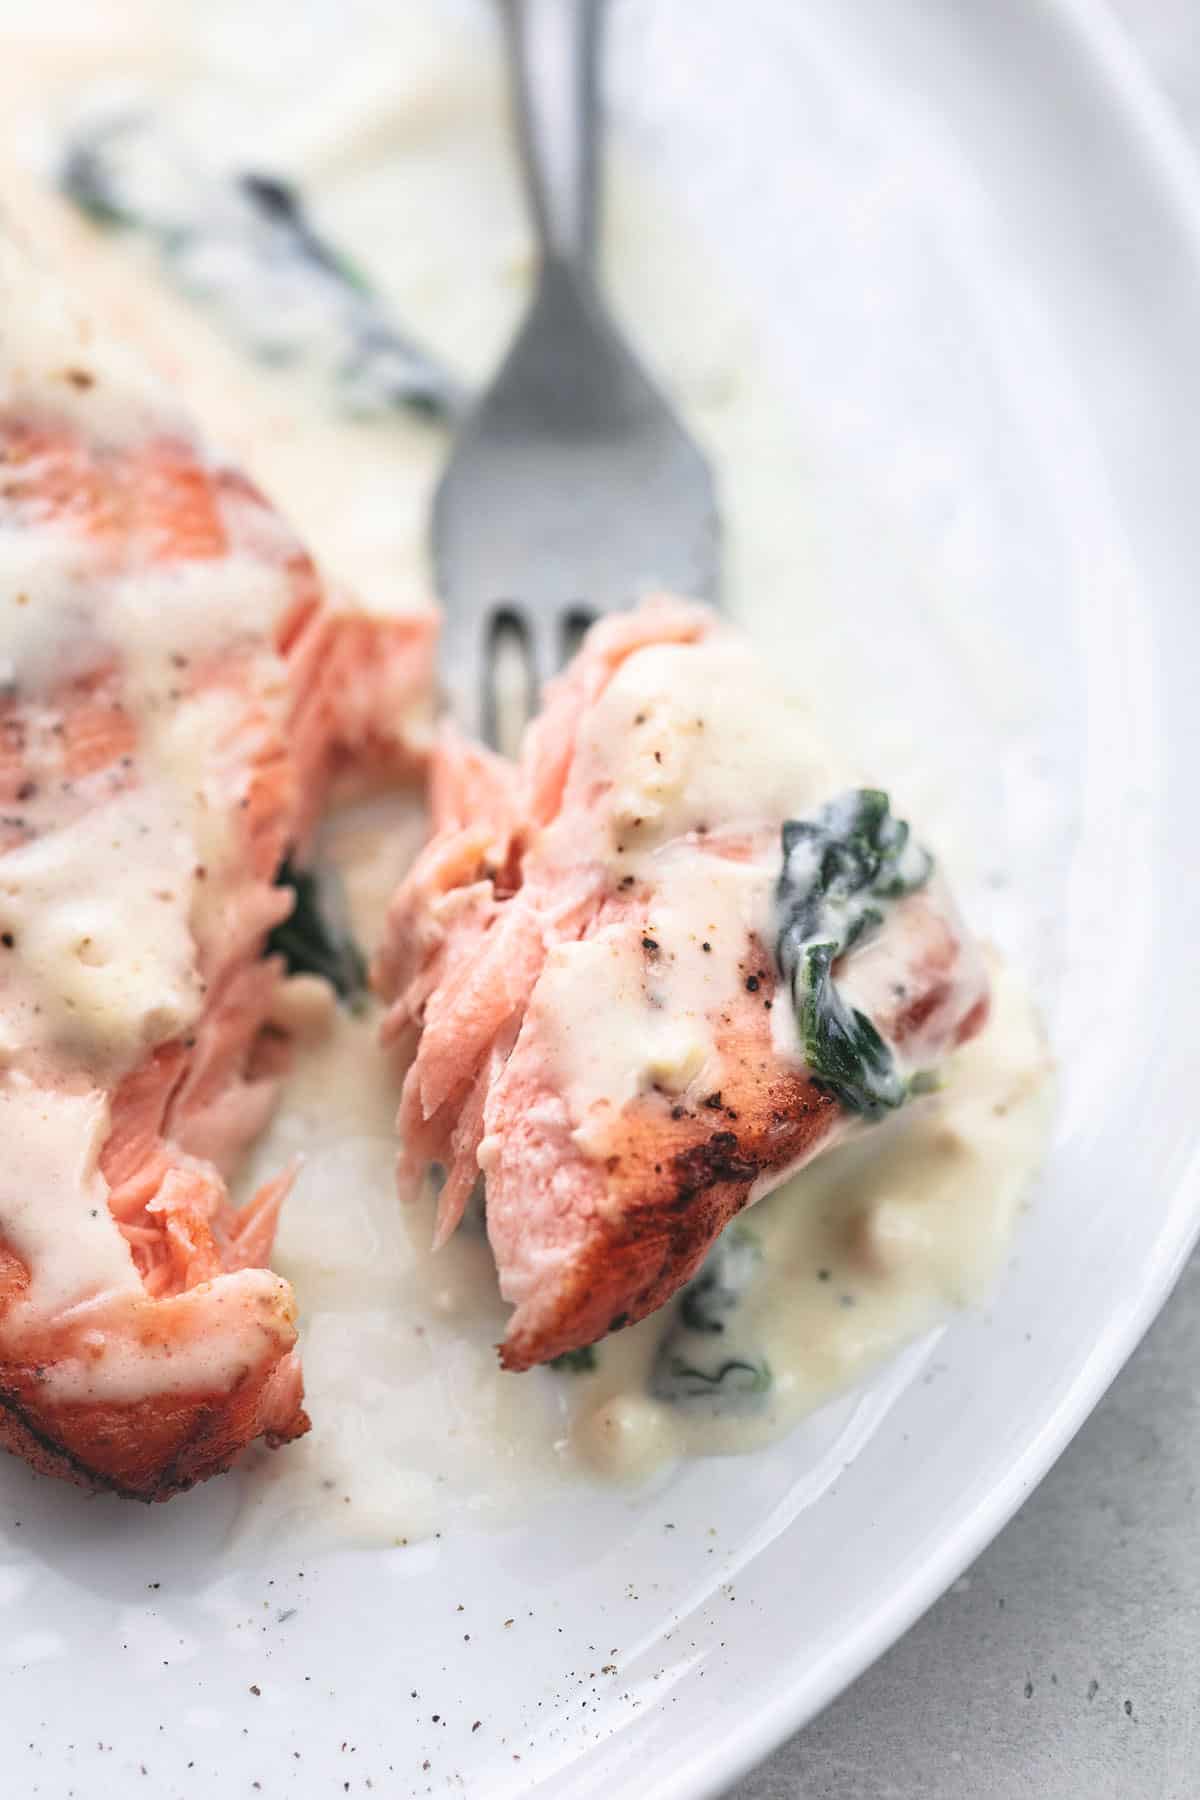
xmin=377 ymin=598 xmax=990 ymax=1370
xmin=0 ymin=234 xmax=434 ymax=1499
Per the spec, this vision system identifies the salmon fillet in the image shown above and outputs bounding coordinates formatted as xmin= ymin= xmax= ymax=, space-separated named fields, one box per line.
xmin=0 ymin=233 xmax=434 ymax=1499
xmin=377 ymin=599 xmax=990 ymax=1370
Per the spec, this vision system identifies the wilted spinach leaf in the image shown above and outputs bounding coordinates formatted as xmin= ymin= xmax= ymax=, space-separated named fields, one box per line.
xmin=775 ymin=789 xmax=933 ymax=1117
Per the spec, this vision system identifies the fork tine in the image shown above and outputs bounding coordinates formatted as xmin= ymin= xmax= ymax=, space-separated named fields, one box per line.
xmin=431 ymin=0 xmax=719 ymax=751
xmin=438 ymin=603 xmax=491 ymax=747
xmin=441 ymin=600 xmax=568 ymax=753
xmin=561 ymin=605 xmax=596 ymax=664
xmin=526 ymin=607 xmax=566 ymax=717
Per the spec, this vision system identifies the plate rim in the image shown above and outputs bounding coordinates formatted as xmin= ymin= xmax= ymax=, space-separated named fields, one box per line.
xmin=681 ymin=5 xmax=1200 ymax=1789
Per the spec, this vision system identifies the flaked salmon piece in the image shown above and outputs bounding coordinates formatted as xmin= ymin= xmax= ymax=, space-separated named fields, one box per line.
xmin=0 ymin=233 xmax=435 ymax=1499
xmin=377 ymin=598 xmax=990 ymax=1370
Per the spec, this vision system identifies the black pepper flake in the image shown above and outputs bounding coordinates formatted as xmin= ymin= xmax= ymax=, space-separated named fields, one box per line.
xmin=15 ymin=780 xmax=35 ymax=802
xmin=618 ymin=875 xmax=635 ymax=890
xmin=0 ymin=933 xmax=13 ymax=949
xmin=701 ymin=941 xmax=712 ymax=953
xmin=817 ymin=1269 xmax=831 ymax=1282
xmin=670 ymin=1105 xmax=686 ymax=1121
xmin=745 ymin=975 xmax=759 ymax=992
xmin=703 ymin=1091 xmax=723 ymax=1110
xmin=248 ymin=1684 xmax=261 ymax=1696
xmin=641 ymin=936 xmax=659 ymax=954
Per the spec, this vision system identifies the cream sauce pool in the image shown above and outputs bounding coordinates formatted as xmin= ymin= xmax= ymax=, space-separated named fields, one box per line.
xmin=0 ymin=0 xmax=1055 ymax=1546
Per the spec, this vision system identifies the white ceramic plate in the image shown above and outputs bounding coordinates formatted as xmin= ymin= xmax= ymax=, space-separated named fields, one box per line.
xmin=4 ymin=1 xmax=1200 ymax=1794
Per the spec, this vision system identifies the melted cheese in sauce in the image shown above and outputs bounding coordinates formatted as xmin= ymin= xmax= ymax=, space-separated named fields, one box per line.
xmin=0 ymin=2 xmax=1055 ymax=1543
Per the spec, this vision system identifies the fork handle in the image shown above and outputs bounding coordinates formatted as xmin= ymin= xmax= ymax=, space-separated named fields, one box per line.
xmin=499 ymin=0 xmax=604 ymax=274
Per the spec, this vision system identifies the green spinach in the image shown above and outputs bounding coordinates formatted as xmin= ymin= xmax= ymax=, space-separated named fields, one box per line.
xmin=775 ymin=789 xmax=932 ymax=1117
xmin=267 ymin=858 xmax=367 ymax=1009
xmin=61 ymin=113 xmax=462 ymax=422
xmin=651 ymin=1226 xmax=772 ymax=1409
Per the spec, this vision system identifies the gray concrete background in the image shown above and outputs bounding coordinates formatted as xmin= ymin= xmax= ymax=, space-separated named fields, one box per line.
xmin=730 ymin=6 xmax=1200 ymax=1795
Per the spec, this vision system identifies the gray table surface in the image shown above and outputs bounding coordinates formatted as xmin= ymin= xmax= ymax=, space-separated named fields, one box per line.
xmin=731 ymin=6 xmax=1200 ymax=1795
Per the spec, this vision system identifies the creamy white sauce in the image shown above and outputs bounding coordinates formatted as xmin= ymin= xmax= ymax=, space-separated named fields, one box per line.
xmin=573 ymin=955 xmax=1052 ymax=1477
xmin=233 ymin=795 xmax=1052 ymax=1547
xmin=0 ymin=139 xmax=312 ymax=1412
xmin=106 ymin=554 xmax=294 ymax=699
xmin=136 ymin=684 xmax=249 ymax=959
xmin=0 ymin=1 xmax=1055 ymax=1542
xmin=235 ymin=999 xmax=577 ymax=1551
xmin=0 ymin=230 xmax=179 ymax=445
xmin=0 ymin=1054 xmax=297 ymax=1412
xmin=0 ymin=531 xmax=104 ymax=692
xmin=0 ymin=220 xmax=301 ymax=1076
xmin=533 ymin=635 xmax=841 ymax=1143
xmin=535 ymin=853 xmax=765 ymax=1151
xmin=0 ymin=1076 xmax=138 ymax=1313
xmin=36 ymin=1265 xmax=296 ymax=1407
xmin=574 ymin=638 xmax=840 ymax=853
xmin=0 ymin=785 xmax=203 ymax=1075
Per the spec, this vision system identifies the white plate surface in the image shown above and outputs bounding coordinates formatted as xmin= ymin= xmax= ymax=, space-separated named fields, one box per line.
xmin=4 ymin=1 xmax=1200 ymax=1795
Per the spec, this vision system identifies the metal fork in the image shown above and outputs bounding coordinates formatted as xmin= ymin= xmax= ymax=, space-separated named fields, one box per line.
xmin=432 ymin=0 xmax=720 ymax=748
